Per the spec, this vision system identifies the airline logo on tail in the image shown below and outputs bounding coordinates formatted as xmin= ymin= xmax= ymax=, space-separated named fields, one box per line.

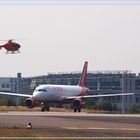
xmin=78 ymin=61 xmax=88 ymax=87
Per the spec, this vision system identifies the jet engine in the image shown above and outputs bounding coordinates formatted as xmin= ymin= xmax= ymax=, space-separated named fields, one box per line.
xmin=25 ymin=98 xmax=36 ymax=108
xmin=72 ymin=99 xmax=85 ymax=112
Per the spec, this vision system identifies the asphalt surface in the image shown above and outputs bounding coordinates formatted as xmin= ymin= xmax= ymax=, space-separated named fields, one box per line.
xmin=0 ymin=111 xmax=140 ymax=137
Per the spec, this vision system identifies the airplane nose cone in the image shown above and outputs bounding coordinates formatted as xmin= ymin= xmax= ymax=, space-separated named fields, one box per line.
xmin=33 ymin=91 xmax=45 ymax=100
xmin=33 ymin=91 xmax=39 ymax=99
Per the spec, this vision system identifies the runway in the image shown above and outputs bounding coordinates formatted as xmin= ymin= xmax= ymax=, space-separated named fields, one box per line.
xmin=0 ymin=111 xmax=140 ymax=137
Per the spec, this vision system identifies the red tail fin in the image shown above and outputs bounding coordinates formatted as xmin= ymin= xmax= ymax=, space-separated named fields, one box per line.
xmin=78 ymin=61 xmax=88 ymax=87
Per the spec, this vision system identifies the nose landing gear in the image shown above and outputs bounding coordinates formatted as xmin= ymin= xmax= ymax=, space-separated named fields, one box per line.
xmin=41 ymin=103 xmax=50 ymax=112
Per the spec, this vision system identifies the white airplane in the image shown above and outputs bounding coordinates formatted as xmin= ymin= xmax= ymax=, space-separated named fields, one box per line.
xmin=0 ymin=61 xmax=133 ymax=112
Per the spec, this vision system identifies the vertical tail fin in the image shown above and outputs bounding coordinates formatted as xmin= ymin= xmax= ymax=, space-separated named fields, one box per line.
xmin=78 ymin=61 xmax=88 ymax=87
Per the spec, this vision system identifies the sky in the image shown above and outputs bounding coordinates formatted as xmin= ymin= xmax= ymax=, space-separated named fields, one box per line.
xmin=0 ymin=0 xmax=140 ymax=77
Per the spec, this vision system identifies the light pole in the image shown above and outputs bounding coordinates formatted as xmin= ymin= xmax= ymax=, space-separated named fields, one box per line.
xmin=121 ymin=73 xmax=125 ymax=114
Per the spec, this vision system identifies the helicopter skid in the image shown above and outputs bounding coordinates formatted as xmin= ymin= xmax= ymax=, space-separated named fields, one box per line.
xmin=5 ymin=50 xmax=20 ymax=54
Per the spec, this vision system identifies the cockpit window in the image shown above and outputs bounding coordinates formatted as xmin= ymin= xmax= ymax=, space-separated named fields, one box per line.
xmin=43 ymin=89 xmax=47 ymax=92
xmin=36 ymin=89 xmax=47 ymax=92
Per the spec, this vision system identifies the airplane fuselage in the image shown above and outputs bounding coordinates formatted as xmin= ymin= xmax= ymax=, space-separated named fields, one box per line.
xmin=33 ymin=84 xmax=88 ymax=102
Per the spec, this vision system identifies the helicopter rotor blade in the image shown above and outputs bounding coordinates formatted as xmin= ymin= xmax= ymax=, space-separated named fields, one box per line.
xmin=0 ymin=38 xmax=26 ymax=42
xmin=0 ymin=39 xmax=14 ymax=41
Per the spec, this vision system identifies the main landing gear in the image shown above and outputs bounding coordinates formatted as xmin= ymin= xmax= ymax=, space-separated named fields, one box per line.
xmin=74 ymin=107 xmax=81 ymax=113
xmin=41 ymin=103 xmax=50 ymax=112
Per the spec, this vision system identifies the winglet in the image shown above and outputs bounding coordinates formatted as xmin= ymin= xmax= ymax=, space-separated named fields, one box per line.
xmin=78 ymin=61 xmax=88 ymax=87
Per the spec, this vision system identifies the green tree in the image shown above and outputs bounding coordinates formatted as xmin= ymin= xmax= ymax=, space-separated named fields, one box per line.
xmin=97 ymin=101 xmax=113 ymax=111
xmin=6 ymin=99 xmax=16 ymax=106
xmin=112 ymin=104 xmax=119 ymax=111
xmin=19 ymin=97 xmax=26 ymax=106
xmin=129 ymin=105 xmax=140 ymax=114
xmin=85 ymin=99 xmax=96 ymax=109
xmin=0 ymin=98 xmax=7 ymax=105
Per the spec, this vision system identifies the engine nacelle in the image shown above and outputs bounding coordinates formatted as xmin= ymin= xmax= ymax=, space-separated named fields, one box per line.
xmin=72 ymin=99 xmax=85 ymax=109
xmin=25 ymin=98 xmax=36 ymax=108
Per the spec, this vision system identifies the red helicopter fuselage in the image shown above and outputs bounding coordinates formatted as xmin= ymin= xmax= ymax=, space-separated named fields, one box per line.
xmin=0 ymin=40 xmax=20 ymax=53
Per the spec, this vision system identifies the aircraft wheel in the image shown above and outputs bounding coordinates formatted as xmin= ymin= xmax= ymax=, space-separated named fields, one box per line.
xmin=46 ymin=106 xmax=50 ymax=112
xmin=41 ymin=107 xmax=45 ymax=112
xmin=74 ymin=108 xmax=77 ymax=112
xmin=78 ymin=108 xmax=81 ymax=113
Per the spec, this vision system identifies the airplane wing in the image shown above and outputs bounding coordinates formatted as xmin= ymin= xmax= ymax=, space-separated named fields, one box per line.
xmin=64 ymin=93 xmax=134 ymax=100
xmin=0 ymin=92 xmax=32 ymax=98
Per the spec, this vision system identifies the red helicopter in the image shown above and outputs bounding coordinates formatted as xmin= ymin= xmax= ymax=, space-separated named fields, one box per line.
xmin=0 ymin=39 xmax=21 ymax=54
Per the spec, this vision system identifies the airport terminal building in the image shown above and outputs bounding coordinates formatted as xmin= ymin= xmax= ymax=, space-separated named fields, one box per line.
xmin=0 ymin=71 xmax=140 ymax=112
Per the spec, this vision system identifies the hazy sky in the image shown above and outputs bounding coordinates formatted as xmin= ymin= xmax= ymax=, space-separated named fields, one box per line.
xmin=0 ymin=0 xmax=140 ymax=77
